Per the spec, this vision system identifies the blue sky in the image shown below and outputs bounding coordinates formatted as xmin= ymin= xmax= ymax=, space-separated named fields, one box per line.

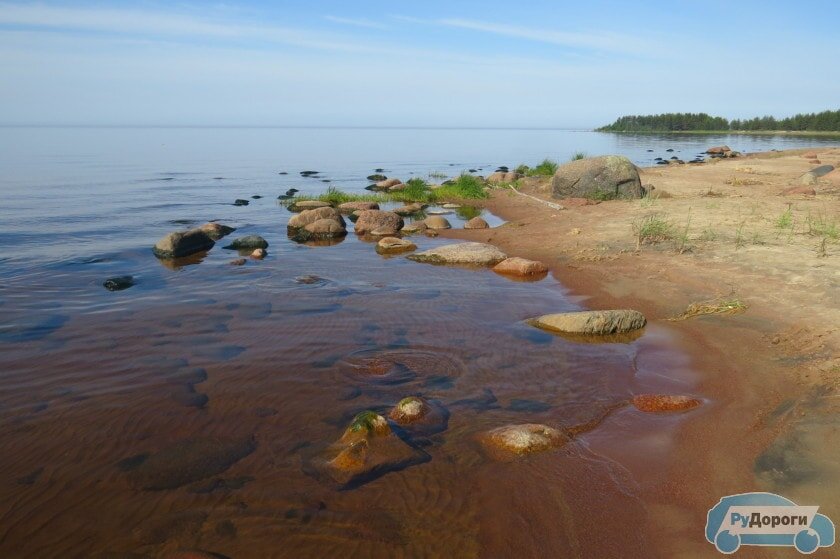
xmin=0 ymin=1 xmax=838 ymax=127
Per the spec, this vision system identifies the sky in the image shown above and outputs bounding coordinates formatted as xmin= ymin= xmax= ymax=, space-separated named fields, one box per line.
xmin=0 ymin=1 xmax=838 ymax=127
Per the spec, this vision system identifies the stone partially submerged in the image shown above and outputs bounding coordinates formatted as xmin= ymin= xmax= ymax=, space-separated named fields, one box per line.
xmin=354 ymin=210 xmax=404 ymax=236
xmin=408 ymin=242 xmax=506 ymax=267
xmin=527 ymin=310 xmax=647 ymax=338
xmin=222 ymin=235 xmax=268 ymax=250
xmin=307 ymin=411 xmax=429 ymax=489
xmin=388 ymin=396 xmax=449 ymax=437
xmin=288 ymin=207 xmax=347 ymax=242
xmin=376 ymin=237 xmax=416 ymax=254
xmin=632 ymin=394 xmax=702 ymax=413
xmin=493 ymin=257 xmax=548 ymax=277
xmin=551 ymin=155 xmax=643 ymax=200
xmin=478 ymin=424 xmax=570 ymax=461
xmin=153 ymin=228 xmax=215 ymax=259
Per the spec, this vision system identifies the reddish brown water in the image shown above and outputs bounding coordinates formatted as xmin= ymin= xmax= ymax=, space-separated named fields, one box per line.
xmin=0 ymin=127 xmax=714 ymax=558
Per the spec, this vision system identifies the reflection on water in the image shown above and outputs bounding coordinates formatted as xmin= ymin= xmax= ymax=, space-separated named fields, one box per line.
xmin=0 ymin=127 xmax=827 ymax=556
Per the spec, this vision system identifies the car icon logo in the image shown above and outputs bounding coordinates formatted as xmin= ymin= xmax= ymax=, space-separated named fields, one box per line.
xmin=706 ymin=492 xmax=835 ymax=554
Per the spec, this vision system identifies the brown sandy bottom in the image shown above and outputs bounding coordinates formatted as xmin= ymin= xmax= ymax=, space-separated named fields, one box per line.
xmin=0 ymin=237 xmax=704 ymax=559
xmin=441 ymin=147 xmax=840 ymax=558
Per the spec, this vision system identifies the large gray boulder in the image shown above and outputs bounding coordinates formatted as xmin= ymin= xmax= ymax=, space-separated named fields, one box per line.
xmin=153 ymin=228 xmax=215 ymax=259
xmin=551 ymin=155 xmax=643 ymax=200
xmin=407 ymin=242 xmax=506 ymax=266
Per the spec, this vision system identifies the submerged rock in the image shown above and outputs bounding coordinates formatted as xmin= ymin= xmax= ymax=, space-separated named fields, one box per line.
xmin=288 ymin=207 xmax=347 ymax=241
xmin=153 ymin=228 xmax=215 ymax=259
xmin=552 ymin=155 xmax=643 ymax=200
xmin=464 ymin=216 xmax=489 ymax=229
xmin=388 ymin=396 xmax=449 ymax=436
xmin=223 ymin=235 xmax=268 ymax=250
xmin=367 ymin=174 xmax=387 ymax=181
xmin=229 ymin=258 xmax=246 ymax=266
xmin=401 ymin=221 xmax=428 ymax=234
xmin=527 ymin=310 xmax=646 ymax=336
xmin=103 ymin=275 xmax=135 ymax=291
xmin=354 ymin=210 xmax=404 ymax=236
xmin=124 ymin=436 xmax=256 ymax=490
xmin=478 ymin=424 xmax=570 ymax=461
xmin=233 ymin=199 xmax=250 ymax=206
xmin=376 ymin=237 xmax=416 ymax=254
xmin=407 ymin=242 xmax=507 ymax=266
xmin=198 ymin=222 xmax=235 ymax=240
xmin=308 ymin=411 xmax=428 ymax=488
xmin=423 ymin=215 xmax=451 ymax=230
xmin=250 ymin=248 xmax=266 ymax=259
xmin=493 ymin=257 xmax=548 ymax=277
xmin=632 ymin=394 xmax=701 ymax=413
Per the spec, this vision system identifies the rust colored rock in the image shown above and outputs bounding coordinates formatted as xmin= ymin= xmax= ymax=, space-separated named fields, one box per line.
xmin=388 ymin=396 xmax=430 ymax=424
xmin=375 ymin=178 xmax=403 ymax=189
xmin=632 ymin=394 xmax=702 ymax=413
xmin=706 ymin=145 xmax=731 ymax=155
xmin=479 ymin=424 xmax=570 ymax=461
xmin=464 ymin=216 xmax=489 ymax=229
xmin=424 ymin=215 xmax=452 ymax=230
xmin=801 ymin=151 xmax=818 ymax=159
xmin=780 ymin=186 xmax=816 ymax=196
xmin=354 ymin=210 xmax=404 ymax=236
xmin=493 ymin=257 xmax=549 ymax=277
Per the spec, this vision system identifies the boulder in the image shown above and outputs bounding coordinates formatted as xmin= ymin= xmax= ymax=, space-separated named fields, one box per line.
xmin=706 ymin=145 xmax=731 ymax=155
xmin=401 ymin=221 xmax=427 ymax=234
xmin=527 ymin=310 xmax=646 ymax=336
xmin=801 ymin=151 xmax=818 ymax=159
xmin=338 ymin=201 xmax=379 ymax=213
xmin=290 ymin=218 xmax=347 ymax=242
xmin=388 ymin=396 xmax=449 ymax=436
xmin=487 ymin=171 xmax=520 ymax=184
xmin=407 ymin=242 xmax=507 ymax=266
xmin=223 ymin=235 xmax=268 ymax=250
xmin=800 ymin=172 xmax=818 ymax=186
xmin=781 ymin=186 xmax=816 ymax=196
xmin=375 ymin=178 xmax=402 ymax=189
xmin=198 ymin=222 xmax=235 ymax=240
xmin=153 ymin=228 xmax=215 ymax=259
xmin=103 ymin=275 xmax=135 ymax=291
xmin=478 ymin=424 xmax=570 ymax=461
xmin=288 ymin=207 xmax=345 ymax=231
xmin=464 ymin=217 xmax=489 ymax=229
xmin=632 ymin=394 xmax=702 ymax=413
xmin=423 ymin=216 xmax=451 ymax=230
xmin=288 ymin=200 xmax=331 ymax=212
xmin=551 ymin=155 xmax=643 ymax=200
xmin=354 ymin=210 xmax=404 ymax=236
xmin=493 ymin=257 xmax=548 ymax=277
xmin=308 ymin=411 xmax=428 ymax=488
xmin=376 ymin=237 xmax=416 ymax=254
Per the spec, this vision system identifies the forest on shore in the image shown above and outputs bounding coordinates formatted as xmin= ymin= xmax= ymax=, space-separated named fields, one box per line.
xmin=598 ymin=110 xmax=840 ymax=132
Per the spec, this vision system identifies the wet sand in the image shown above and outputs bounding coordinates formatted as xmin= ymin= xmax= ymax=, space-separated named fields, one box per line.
xmin=442 ymin=147 xmax=840 ymax=557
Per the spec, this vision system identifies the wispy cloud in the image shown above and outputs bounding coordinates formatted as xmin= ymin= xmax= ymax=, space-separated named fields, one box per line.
xmin=324 ymin=15 xmax=386 ymax=30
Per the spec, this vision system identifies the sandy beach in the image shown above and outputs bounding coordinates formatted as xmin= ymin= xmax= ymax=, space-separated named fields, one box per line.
xmin=441 ymin=147 xmax=840 ymax=557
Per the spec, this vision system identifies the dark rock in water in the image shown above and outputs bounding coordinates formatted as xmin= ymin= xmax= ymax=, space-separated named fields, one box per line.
xmin=374 ymin=168 xmax=384 ymax=172
xmin=223 ymin=235 xmax=268 ymax=250
xmin=646 ymin=149 xmax=654 ymax=152
xmin=468 ymin=168 xmax=477 ymax=172
xmin=213 ymin=177 xmax=224 ymax=180
xmin=153 ymin=228 xmax=215 ymax=259
xmin=656 ymin=160 xmax=668 ymax=165
xmin=277 ymin=194 xmax=292 ymax=200
xmin=295 ymin=274 xmax=326 ymax=285
xmin=305 ymin=411 xmax=429 ymax=489
xmin=116 ymin=453 xmax=149 ymax=472
xmin=300 ymin=170 xmax=319 ymax=177
xmin=103 ymin=275 xmax=134 ymax=291
xmin=251 ymin=195 xmax=262 ymax=199
xmin=233 ymin=199 xmax=250 ymax=206
xmin=125 ymin=436 xmax=256 ymax=490
xmin=507 ymin=399 xmax=552 ymax=413
xmin=654 ymin=157 xmax=663 ymax=161
xmin=367 ymin=174 xmax=387 ymax=181
xmin=278 ymin=171 xmax=288 ymax=175
xmin=670 ymin=156 xmax=679 ymax=160
xmin=286 ymin=188 xmax=299 ymax=195
xmin=229 ymin=258 xmax=246 ymax=266
xmin=321 ymin=179 xmax=330 ymax=183
xmin=666 ymin=148 xmax=674 ymax=152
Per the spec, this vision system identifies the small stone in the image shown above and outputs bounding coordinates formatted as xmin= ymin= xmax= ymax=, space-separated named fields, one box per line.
xmin=230 ymin=258 xmax=246 ymax=266
xmin=632 ymin=394 xmax=701 ymax=413
xmin=423 ymin=215 xmax=451 ymax=230
xmin=250 ymin=249 xmax=266 ymax=259
xmin=376 ymin=237 xmax=416 ymax=254
xmin=389 ymin=396 xmax=429 ymax=424
xmin=493 ymin=257 xmax=548 ymax=276
xmin=223 ymin=235 xmax=268 ymax=250
xmin=103 ymin=275 xmax=135 ymax=291
xmin=464 ymin=217 xmax=489 ymax=229
xmin=401 ymin=221 xmax=427 ymax=234
xmin=233 ymin=199 xmax=250 ymax=206
xmin=153 ymin=229 xmax=215 ymax=259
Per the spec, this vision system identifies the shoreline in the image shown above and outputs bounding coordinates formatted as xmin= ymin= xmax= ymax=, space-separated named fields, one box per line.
xmin=439 ymin=146 xmax=840 ymax=556
xmin=596 ymin=129 xmax=840 ymax=137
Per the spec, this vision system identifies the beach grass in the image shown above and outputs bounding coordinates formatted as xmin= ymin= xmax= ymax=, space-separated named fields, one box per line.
xmin=667 ymin=298 xmax=748 ymax=321
xmin=525 ymin=158 xmax=559 ymax=176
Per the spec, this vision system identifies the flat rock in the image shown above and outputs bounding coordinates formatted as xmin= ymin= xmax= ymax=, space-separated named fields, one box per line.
xmin=288 ymin=200 xmax=331 ymax=212
xmin=810 ymin=164 xmax=834 ymax=177
xmin=781 ymin=186 xmax=816 ymax=196
xmin=376 ymin=237 xmax=416 ymax=254
xmin=423 ymin=215 xmax=451 ymax=230
xmin=464 ymin=216 xmax=489 ymax=229
xmin=125 ymin=436 xmax=256 ymax=490
xmin=223 ymin=235 xmax=268 ymax=250
xmin=393 ymin=203 xmax=424 ymax=216
xmin=338 ymin=201 xmax=379 ymax=213
xmin=552 ymin=155 xmax=643 ymax=200
xmin=388 ymin=396 xmax=449 ymax=436
xmin=632 ymin=394 xmax=702 ymax=413
xmin=407 ymin=242 xmax=507 ymax=266
xmin=493 ymin=257 xmax=548 ymax=277
xmin=527 ymin=310 xmax=646 ymax=336
xmin=478 ymin=423 xmax=570 ymax=461
xmin=153 ymin=228 xmax=215 ymax=259
xmin=706 ymin=145 xmax=731 ymax=154
xmin=354 ymin=210 xmax=404 ymax=236
xmin=375 ymin=178 xmax=402 ymax=189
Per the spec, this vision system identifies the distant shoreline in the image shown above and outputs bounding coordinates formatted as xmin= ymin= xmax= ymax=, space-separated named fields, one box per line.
xmin=596 ymin=130 xmax=840 ymax=137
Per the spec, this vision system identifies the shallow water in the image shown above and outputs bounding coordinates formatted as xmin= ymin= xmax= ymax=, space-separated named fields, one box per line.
xmin=0 ymin=127 xmax=834 ymax=557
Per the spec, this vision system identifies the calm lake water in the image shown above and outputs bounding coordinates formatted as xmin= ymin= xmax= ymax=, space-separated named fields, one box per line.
xmin=0 ymin=127 xmax=836 ymax=557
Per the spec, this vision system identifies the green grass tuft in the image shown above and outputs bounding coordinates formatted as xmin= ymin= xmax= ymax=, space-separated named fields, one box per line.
xmin=571 ymin=151 xmax=587 ymax=161
xmin=433 ymin=174 xmax=489 ymax=200
xmin=526 ymin=158 xmax=559 ymax=176
xmin=633 ymin=214 xmax=673 ymax=248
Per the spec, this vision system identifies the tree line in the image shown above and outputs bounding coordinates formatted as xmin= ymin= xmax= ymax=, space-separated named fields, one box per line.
xmin=597 ymin=110 xmax=840 ymax=132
